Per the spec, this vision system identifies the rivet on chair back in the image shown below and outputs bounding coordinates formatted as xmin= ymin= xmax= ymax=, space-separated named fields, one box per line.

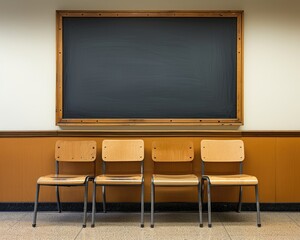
xmin=92 ymin=139 xmax=145 ymax=228
xmin=200 ymin=139 xmax=261 ymax=228
xmin=32 ymin=140 xmax=97 ymax=228
xmin=102 ymin=140 xmax=144 ymax=162
xmin=150 ymin=140 xmax=200 ymax=228
xmin=55 ymin=140 xmax=97 ymax=162
xmin=152 ymin=141 xmax=194 ymax=162
xmin=201 ymin=140 xmax=244 ymax=162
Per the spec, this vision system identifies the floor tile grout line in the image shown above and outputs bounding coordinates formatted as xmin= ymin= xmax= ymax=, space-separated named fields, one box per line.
xmin=4 ymin=211 xmax=300 ymax=239
xmin=217 ymin=213 xmax=233 ymax=240
xmin=223 ymin=224 xmax=233 ymax=240
xmin=74 ymin=213 xmax=91 ymax=240
xmin=286 ymin=212 xmax=300 ymax=228
xmin=74 ymin=227 xmax=83 ymax=240
xmin=2 ymin=212 xmax=29 ymax=234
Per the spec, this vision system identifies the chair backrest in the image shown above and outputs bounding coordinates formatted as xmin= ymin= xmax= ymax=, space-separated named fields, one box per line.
xmin=152 ymin=141 xmax=194 ymax=162
xmin=55 ymin=140 xmax=97 ymax=162
xmin=102 ymin=139 xmax=144 ymax=162
xmin=201 ymin=140 xmax=244 ymax=163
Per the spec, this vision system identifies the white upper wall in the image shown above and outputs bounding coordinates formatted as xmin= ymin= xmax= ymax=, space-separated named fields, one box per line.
xmin=0 ymin=0 xmax=299 ymax=130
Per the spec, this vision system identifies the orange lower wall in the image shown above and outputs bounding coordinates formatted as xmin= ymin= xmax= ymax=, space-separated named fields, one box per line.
xmin=0 ymin=131 xmax=299 ymax=203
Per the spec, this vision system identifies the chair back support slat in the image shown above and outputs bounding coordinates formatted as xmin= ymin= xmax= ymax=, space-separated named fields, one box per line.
xmin=152 ymin=141 xmax=194 ymax=162
xmin=201 ymin=140 xmax=245 ymax=162
xmin=55 ymin=141 xmax=97 ymax=162
xmin=201 ymin=140 xmax=244 ymax=162
xmin=102 ymin=139 xmax=144 ymax=162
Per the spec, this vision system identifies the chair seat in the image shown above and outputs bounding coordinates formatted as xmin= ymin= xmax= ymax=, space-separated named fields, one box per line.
xmin=204 ymin=174 xmax=258 ymax=185
xmin=153 ymin=174 xmax=199 ymax=186
xmin=37 ymin=174 xmax=88 ymax=185
xmin=94 ymin=174 xmax=143 ymax=185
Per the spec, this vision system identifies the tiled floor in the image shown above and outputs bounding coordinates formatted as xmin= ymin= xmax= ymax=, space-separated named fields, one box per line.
xmin=1 ymin=211 xmax=300 ymax=239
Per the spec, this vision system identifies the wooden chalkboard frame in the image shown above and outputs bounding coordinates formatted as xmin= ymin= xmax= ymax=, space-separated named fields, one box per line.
xmin=56 ymin=10 xmax=243 ymax=126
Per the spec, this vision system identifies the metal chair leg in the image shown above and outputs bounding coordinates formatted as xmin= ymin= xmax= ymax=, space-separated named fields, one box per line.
xmin=102 ymin=185 xmax=106 ymax=213
xmin=56 ymin=186 xmax=61 ymax=213
xmin=201 ymin=180 xmax=204 ymax=210
xmin=32 ymin=184 xmax=40 ymax=227
xmin=198 ymin=182 xmax=203 ymax=227
xmin=255 ymin=185 xmax=261 ymax=227
xmin=237 ymin=186 xmax=243 ymax=212
xmin=91 ymin=182 xmax=97 ymax=228
xmin=82 ymin=181 xmax=88 ymax=228
xmin=150 ymin=180 xmax=155 ymax=228
xmin=140 ymin=182 xmax=144 ymax=228
xmin=207 ymin=181 xmax=212 ymax=228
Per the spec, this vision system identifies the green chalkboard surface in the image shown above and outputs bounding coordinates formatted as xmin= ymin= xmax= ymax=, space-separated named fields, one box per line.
xmin=56 ymin=11 xmax=243 ymax=126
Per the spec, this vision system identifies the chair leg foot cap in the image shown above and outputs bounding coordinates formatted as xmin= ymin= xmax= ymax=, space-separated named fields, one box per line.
xmin=200 ymin=224 xmax=203 ymax=228
xmin=150 ymin=224 xmax=154 ymax=228
xmin=257 ymin=224 xmax=261 ymax=227
xmin=82 ymin=224 xmax=86 ymax=228
xmin=140 ymin=224 xmax=144 ymax=228
xmin=91 ymin=224 xmax=95 ymax=228
xmin=32 ymin=224 xmax=36 ymax=227
xmin=208 ymin=224 xmax=212 ymax=228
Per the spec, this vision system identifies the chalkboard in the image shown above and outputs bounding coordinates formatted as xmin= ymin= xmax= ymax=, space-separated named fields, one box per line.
xmin=56 ymin=11 xmax=243 ymax=126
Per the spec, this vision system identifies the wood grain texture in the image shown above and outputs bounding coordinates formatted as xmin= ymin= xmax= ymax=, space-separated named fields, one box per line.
xmin=204 ymin=174 xmax=258 ymax=185
xmin=0 ymin=134 xmax=298 ymax=203
xmin=94 ymin=174 xmax=143 ymax=185
xmin=201 ymin=140 xmax=244 ymax=162
xmin=152 ymin=140 xmax=194 ymax=162
xmin=102 ymin=139 xmax=144 ymax=162
xmin=55 ymin=140 xmax=96 ymax=162
xmin=152 ymin=174 xmax=199 ymax=186
xmin=275 ymin=138 xmax=300 ymax=202
xmin=37 ymin=174 xmax=88 ymax=185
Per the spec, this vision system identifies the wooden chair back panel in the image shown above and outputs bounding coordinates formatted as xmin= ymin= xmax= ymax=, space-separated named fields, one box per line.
xmin=102 ymin=140 xmax=144 ymax=162
xmin=152 ymin=141 xmax=194 ymax=162
xmin=201 ymin=140 xmax=244 ymax=162
xmin=55 ymin=140 xmax=97 ymax=162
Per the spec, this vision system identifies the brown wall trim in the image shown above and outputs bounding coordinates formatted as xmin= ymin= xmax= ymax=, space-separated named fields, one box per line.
xmin=0 ymin=130 xmax=300 ymax=138
xmin=242 ymin=131 xmax=300 ymax=137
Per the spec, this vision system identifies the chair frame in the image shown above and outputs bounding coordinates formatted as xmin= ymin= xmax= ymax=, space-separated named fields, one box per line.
xmin=151 ymin=179 xmax=202 ymax=228
xmin=150 ymin=141 xmax=201 ymax=228
xmin=91 ymin=139 xmax=144 ymax=228
xmin=200 ymin=140 xmax=261 ymax=228
xmin=32 ymin=141 xmax=96 ymax=228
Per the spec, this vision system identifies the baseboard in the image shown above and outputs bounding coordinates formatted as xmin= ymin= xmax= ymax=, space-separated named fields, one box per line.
xmin=1 ymin=202 xmax=300 ymax=212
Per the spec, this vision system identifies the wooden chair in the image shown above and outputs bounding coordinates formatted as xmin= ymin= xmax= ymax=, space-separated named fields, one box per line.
xmin=150 ymin=140 xmax=201 ymax=228
xmin=200 ymin=140 xmax=261 ymax=227
xmin=91 ymin=139 xmax=144 ymax=228
xmin=32 ymin=140 xmax=97 ymax=227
